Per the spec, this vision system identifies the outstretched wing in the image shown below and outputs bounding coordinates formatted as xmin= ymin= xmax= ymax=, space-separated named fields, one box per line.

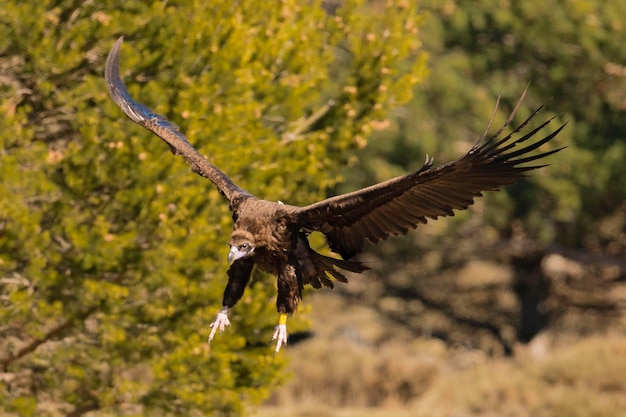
xmin=298 ymin=89 xmax=566 ymax=259
xmin=105 ymin=36 xmax=252 ymax=204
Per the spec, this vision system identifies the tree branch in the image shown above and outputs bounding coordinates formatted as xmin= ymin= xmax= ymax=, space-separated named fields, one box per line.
xmin=0 ymin=306 xmax=98 ymax=371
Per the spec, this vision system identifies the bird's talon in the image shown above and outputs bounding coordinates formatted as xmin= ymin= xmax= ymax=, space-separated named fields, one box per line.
xmin=208 ymin=308 xmax=230 ymax=343
xmin=271 ymin=323 xmax=288 ymax=354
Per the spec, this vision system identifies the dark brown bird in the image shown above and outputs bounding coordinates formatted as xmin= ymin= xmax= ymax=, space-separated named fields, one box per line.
xmin=105 ymin=37 xmax=565 ymax=353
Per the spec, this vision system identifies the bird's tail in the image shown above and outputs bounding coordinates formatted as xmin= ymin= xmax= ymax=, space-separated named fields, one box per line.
xmin=303 ymin=251 xmax=369 ymax=289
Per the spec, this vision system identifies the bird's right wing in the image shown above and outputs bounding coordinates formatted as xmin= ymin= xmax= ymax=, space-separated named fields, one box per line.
xmin=105 ymin=36 xmax=252 ymax=204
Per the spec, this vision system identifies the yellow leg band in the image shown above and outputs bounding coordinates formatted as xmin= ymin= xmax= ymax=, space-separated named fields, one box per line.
xmin=278 ymin=313 xmax=288 ymax=326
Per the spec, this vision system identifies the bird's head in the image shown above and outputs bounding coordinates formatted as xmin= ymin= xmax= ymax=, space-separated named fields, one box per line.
xmin=228 ymin=230 xmax=256 ymax=265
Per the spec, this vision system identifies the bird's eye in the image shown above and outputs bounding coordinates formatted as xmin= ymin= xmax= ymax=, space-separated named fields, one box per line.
xmin=240 ymin=243 xmax=249 ymax=250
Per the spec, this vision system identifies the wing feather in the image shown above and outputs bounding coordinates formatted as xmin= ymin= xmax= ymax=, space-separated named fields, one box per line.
xmin=299 ymin=89 xmax=566 ymax=258
xmin=105 ymin=37 xmax=251 ymax=204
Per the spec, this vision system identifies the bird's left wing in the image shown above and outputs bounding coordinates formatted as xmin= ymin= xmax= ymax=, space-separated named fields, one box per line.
xmin=297 ymin=90 xmax=565 ymax=259
xmin=105 ymin=37 xmax=252 ymax=204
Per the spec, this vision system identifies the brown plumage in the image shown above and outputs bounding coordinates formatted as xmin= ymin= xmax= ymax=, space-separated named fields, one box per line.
xmin=105 ymin=37 xmax=565 ymax=353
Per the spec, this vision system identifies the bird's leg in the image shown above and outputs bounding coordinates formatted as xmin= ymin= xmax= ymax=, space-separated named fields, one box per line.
xmin=208 ymin=307 xmax=230 ymax=342
xmin=271 ymin=313 xmax=288 ymax=354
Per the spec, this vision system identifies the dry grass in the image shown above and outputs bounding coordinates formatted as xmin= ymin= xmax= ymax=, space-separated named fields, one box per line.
xmin=413 ymin=334 xmax=626 ymax=417
xmin=253 ymin=292 xmax=626 ymax=417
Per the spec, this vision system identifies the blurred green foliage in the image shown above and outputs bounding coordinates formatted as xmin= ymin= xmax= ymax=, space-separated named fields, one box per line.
xmin=343 ymin=0 xmax=625 ymax=252
xmin=327 ymin=0 xmax=626 ymax=362
xmin=0 ymin=1 xmax=425 ymax=416
xmin=3 ymin=0 xmax=624 ymax=415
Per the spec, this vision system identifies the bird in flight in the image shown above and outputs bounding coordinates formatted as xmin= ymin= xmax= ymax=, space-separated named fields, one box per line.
xmin=105 ymin=37 xmax=564 ymax=354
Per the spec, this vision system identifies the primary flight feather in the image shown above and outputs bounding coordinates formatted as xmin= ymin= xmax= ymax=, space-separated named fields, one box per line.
xmin=105 ymin=37 xmax=565 ymax=353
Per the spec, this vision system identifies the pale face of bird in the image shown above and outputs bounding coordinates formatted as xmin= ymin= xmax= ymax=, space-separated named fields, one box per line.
xmin=228 ymin=230 xmax=256 ymax=264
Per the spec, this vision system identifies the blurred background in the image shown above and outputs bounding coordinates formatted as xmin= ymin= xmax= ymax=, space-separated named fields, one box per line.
xmin=1 ymin=1 xmax=624 ymax=416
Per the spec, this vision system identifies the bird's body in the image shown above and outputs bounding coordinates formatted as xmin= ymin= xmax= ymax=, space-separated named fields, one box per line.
xmin=105 ymin=37 xmax=565 ymax=353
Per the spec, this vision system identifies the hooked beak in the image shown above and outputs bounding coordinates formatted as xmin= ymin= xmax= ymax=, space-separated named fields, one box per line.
xmin=228 ymin=246 xmax=252 ymax=265
xmin=227 ymin=246 xmax=239 ymax=265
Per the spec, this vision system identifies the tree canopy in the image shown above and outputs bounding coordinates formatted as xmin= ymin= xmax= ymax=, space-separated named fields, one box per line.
xmin=334 ymin=0 xmax=625 ymax=355
xmin=2 ymin=0 xmax=624 ymax=416
xmin=0 ymin=1 xmax=426 ymax=416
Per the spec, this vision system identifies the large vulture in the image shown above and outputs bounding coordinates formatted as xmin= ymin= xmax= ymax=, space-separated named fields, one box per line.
xmin=105 ymin=37 xmax=565 ymax=353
